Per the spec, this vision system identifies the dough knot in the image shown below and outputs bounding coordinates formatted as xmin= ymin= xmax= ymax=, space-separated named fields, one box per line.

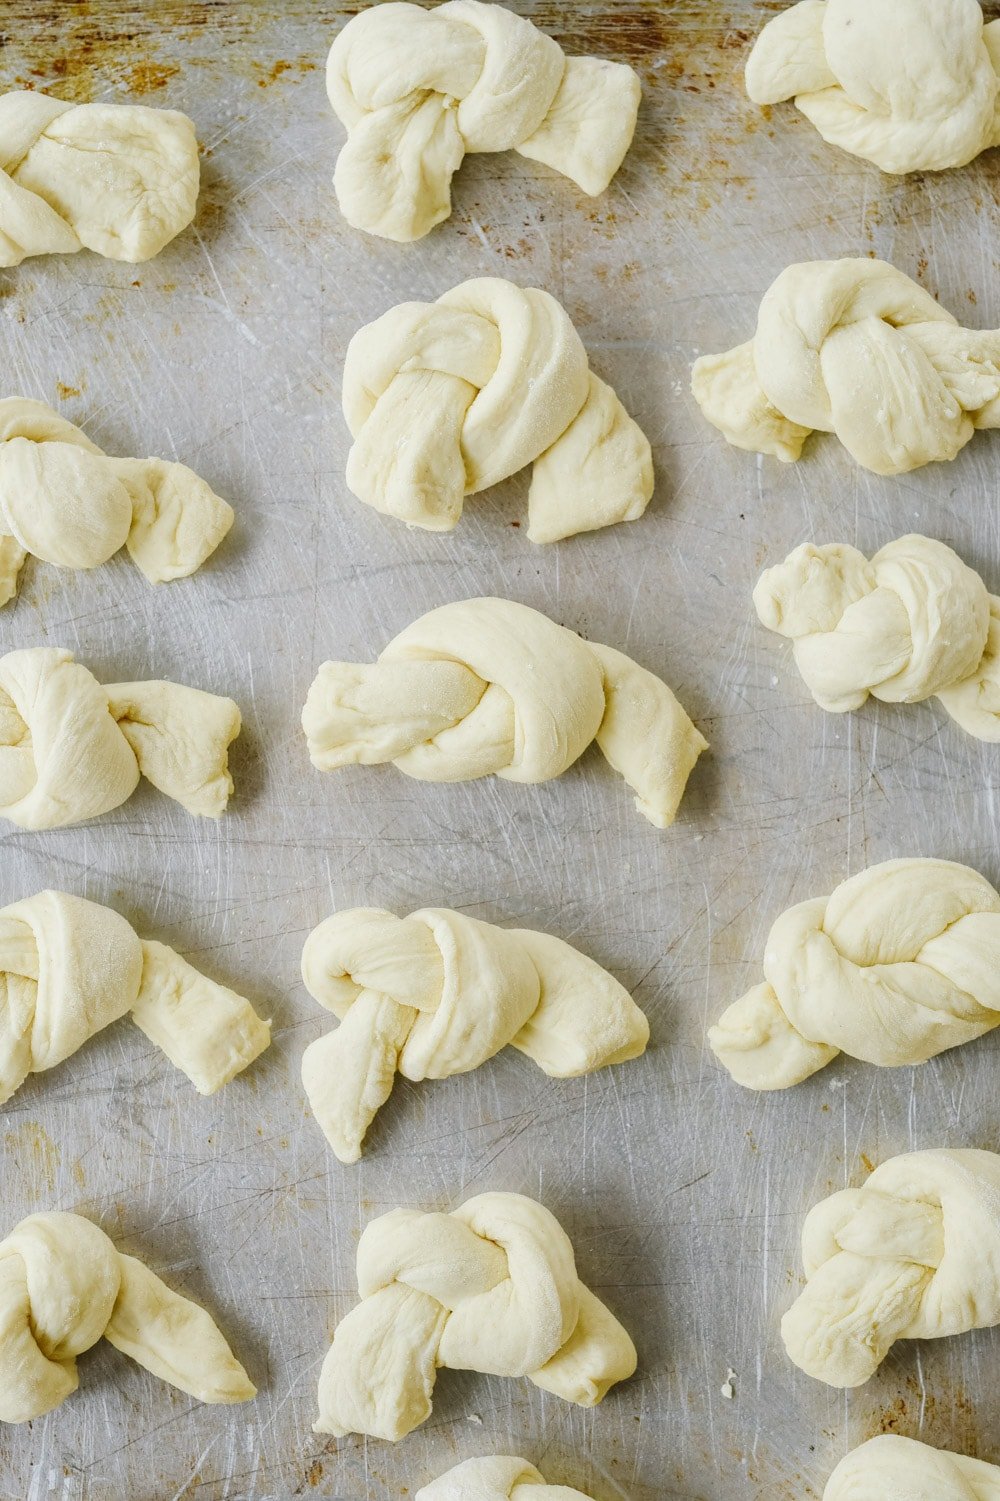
xmin=824 ymin=1436 xmax=1000 ymax=1501
xmin=417 ymin=1456 xmax=597 ymax=1500
xmin=314 ymin=1191 xmax=637 ymax=1440
xmin=327 ymin=0 xmax=641 ymax=240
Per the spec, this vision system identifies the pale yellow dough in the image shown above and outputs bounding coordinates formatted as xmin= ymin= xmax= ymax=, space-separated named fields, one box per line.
xmin=302 ymin=597 xmax=707 ymax=828
xmin=754 ymin=535 xmax=1000 ymax=740
xmin=783 ymin=1149 xmax=1000 ymax=1387
xmin=417 ymin=1457 xmax=598 ymax=1500
xmin=825 ymin=1436 xmax=1000 ymax=1500
xmin=343 ymin=277 xmax=653 ymax=541
xmin=301 ymin=906 xmax=648 ymax=1163
xmin=0 ymin=91 xmax=199 ymax=265
xmin=0 ymin=889 xmax=270 ymax=1102
xmin=0 ymin=398 xmax=234 ymax=607
xmin=0 ymin=647 xmax=241 ymax=830
xmin=746 ymin=0 xmax=1000 ymax=174
xmin=314 ymin=1191 xmax=636 ymax=1440
xmin=327 ymin=0 xmax=641 ymax=242
xmin=691 ymin=258 xmax=1000 ymax=475
xmin=0 ymin=1211 xmax=255 ymax=1422
xmin=709 ymin=858 xmax=1000 ymax=1090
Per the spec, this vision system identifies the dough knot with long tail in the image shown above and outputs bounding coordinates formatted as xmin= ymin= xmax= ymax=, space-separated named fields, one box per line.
xmin=783 ymin=1149 xmax=1000 ymax=1386
xmin=301 ymin=906 xmax=648 ymax=1163
xmin=0 ymin=647 xmax=241 ymax=829
xmin=824 ymin=1436 xmax=1000 ymax=1501
xmin=0 ymin=91 xmax=199 ymax=266
xmin=0 ymin=1211 xmax=255 ymax=1422
xmin=302 ymin=597 xmax=707 ymax=828
xmin=343 ymin=278 xmax=653 ymax=542
xmin=315 ymin=1191 xmax=636 ymax=1440
xmin=417 ymin=1456 xmax=598 ymax=1500
xmin=709 ymin=858 xmax=1000 ymax=1090
xmin=746 ymin=0 xmax=1000 ymax=174
xmin=691 ymin=258 xmax=1000 ymax=475
xmin=327 ymin=0 xmax=641 ymax=241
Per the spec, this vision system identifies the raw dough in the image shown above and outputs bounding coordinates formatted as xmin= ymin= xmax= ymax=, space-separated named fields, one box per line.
xmin=301 ymin=906 xmax=649 ymax=1163
xmin=0 ymin=1211 xmax=255 ymax=1422
xmin=783 ymin=1148 xmax=1000 ymax=1387
xmin=0 ymin=91 xmax=199 ymax=265
xmin=753 ymin=535 xmax=1000 ymax=740
xmin=0 ymin=889 xmax=270 ymax=1102
xmin=417 ymin=1457 xmax=597 ymax=1500
xmin=824 ymin=1436 xmax=1000 ymax=1500
xmin=690 ymin=258 xmax=1000 ymax=474
xmin=709 ymin=858 xmax=1000 ymax=1090
xmin=314 ymin=1191 xmax=636 ymax=1440
xmin=327 ymin=0 xmax=641 ymax=241
xmin=0 ymin=647 xmax=241 ymax=829
xmin=302 ymin=596 xmax=707 ymax=828
xmin=0 ymin=399 xmax=234 ymax=607
xmin=746 ymin=0 xmax=1000 ymax=174
xmin=343 ymin=277 xmax=653 ymax=541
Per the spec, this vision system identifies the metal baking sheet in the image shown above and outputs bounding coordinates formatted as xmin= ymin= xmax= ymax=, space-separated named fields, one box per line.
xmin=2 ymin=1 xmax=999 ymax=1496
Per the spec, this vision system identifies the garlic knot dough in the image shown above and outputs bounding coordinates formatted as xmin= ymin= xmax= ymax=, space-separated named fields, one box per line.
xmin=301 ymin=906 xmax=649 ymax=1163
xmin=0 ymin=91 xmax=199 ymax=265
xmin=327 ymin=0 xmax=641 ymax=241
xmin=315 ymin=1191 xmax=636 ymax=1440
xmin=691 ymin=258 xmax=1000 ymax=474
xmin=302 ymin=597 xmax=707 ymax=828
xmin=0 ymin=1211 xmax=255 ymax=1422
xmin=746 ymin=0 xmax=1000 ymax=174
xmin=0 ymin=647 xmax=241 ymax=829
xmin=417 ymin=1457 xmax=598 ymax=1501
xmin=824 ymin=1436 xmax=1000 ymax=1501
xmin=0 ymin=399 xmax=234 ymax=606
xmin=709 ymin=858 xmax=1000 ymax=1090
xmin=344 ymin=277 xmax=653 ymax=542
xmin=783 ymin=1149 xmax=1000 ymax=1387
xmin=754 ymin=535 xmax=1000 ymax=740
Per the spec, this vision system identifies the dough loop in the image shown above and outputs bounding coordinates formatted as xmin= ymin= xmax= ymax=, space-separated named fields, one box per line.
xmin=417 ymin=1456 xmax=597 ymax=1500
xmin=824 ymin=1436 xmax=1000 ymax=1500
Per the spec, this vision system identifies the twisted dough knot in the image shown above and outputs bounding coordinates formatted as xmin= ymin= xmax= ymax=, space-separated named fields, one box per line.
xmin=315 ymin=1190 xmax=636 ymax=1440
xmin=301 ymin=906 xmax=648 ymax=1163
xmin=0 ymin=647 xmax=241 ymax=830
xmin=417 ymin=1457 xmax=596 ymax=1501
xmin=691 ymin=258 xmax=1000 ymax=475
xmin=0 ymin=889 xmax=270 ymax=1103
xmin=343 ymin=277 xmax=653 ymax=541
xmin=0 ymin=1211 xmax=254 ymax=1422
xmin=824 ymin=1437 xmax=1000 ymax=1501
xmin=302 ymin=597 xmax=707 ymax=828
xmin=0 ymin=91 xmax=199 ymax=266
xmin=754 ymin=536 xmax=1000 ymax=740
xmin=746 ymin=0 xmax=1000 ymax=174
xmin=782 ymin=1149 xmax=1000 ymax=1386
xmin=0 ymin=399 xmax=233 ymax=607
xmin=710 ymin=858 xmax=1000 ymax=1090
xmin=327 ymin=0 xmax=641 ymax=241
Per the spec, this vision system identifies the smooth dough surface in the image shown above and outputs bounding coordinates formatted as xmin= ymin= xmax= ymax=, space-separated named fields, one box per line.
xmin=343 ymin=277 xmax=653 ymax=541
xmin=0 ymin=647 xmax=241 ymax=830
xmin=782 ymin=1148 xmax=1000 ymax=1387
xmin=301 ymin=905 xmax=648 ymax=1163
xmin=754 ymin=535 xmax=1000 ymax=740
xmin=0 ymin=1210 xmax=254 ymax=1422
xmin=0 ymin=90 xmax=199 ymax=265
xmin=0 ymin=398 xmax=233 ymax=607
xmin=824 ymin=1436 xmax=1000 ymax=1501
xmin=417 ymin=1456 xmax=597 ymax=1500
xmin=327 ymin=0 xmax=641 ymax=241
xmin=302 ymin=596 xmax=707 ymax=828
xmin=315 ymin=1191 xmax=636 ymax=1440
xmin=709 ymin=858 xmax=1000 ymax=1090
xmin=746 ymin=0 xmax=1000 ymax=174
xmin=691 ymin=257 xmax=1000 ymax=475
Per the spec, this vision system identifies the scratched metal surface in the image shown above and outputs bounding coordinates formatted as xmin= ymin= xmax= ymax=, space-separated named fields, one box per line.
xmin=1 ymin=0 xmax=999 ymax=1497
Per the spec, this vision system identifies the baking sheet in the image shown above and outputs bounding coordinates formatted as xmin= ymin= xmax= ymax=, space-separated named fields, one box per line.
xmin=1 ymin=1 xmax=1000 ymax=1496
